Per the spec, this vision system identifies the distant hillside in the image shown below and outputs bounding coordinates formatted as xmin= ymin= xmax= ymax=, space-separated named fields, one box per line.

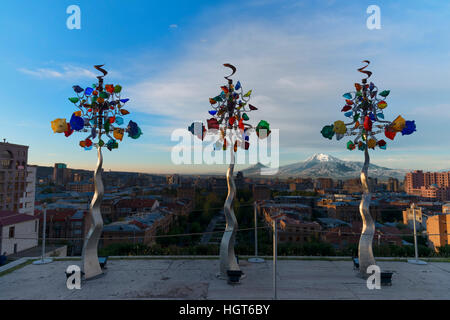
xmin=242 ymin=153 xmax=408 ymax=181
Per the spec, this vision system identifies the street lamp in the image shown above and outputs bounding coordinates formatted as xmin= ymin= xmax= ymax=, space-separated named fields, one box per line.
xmin=33 ymin=203 xmax=53 ymax=265
xmin=321 ymin=61 xmax=417 ymax=278
xmin=188 ymin=64 xmax=271 ymax=280
xmin=51 ymin=65 xmax=142 ymax=279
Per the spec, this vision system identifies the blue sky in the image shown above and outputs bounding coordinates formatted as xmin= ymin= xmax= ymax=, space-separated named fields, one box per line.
xmin=1 ymin=0 xmax=450 ymax=174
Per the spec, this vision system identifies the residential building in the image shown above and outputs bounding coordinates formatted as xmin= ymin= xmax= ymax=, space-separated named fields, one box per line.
xmin=35 ymin=208 xmax=89 ymax=255
xmin=278 ymin=218 xmax=322 ymax=244
xmin=114 ymin=198 xmax=159 ymax=220
xmin=324 ymin=222 xmax=403 ymax=249
xmin=260 ymin=202 xmax=313 ymax=221
xmin=0 ymin=142 xmax=28 ymax=212
xmin=315 ymin=178 xmax=333 ymax=190
xmin=274 ymin=195 xmax=316 ymax=208
xmin=19 ymin=165 xmax=36 ymax=216
xmin=53 ymin=163 xmax=71 ymax=185
xmin=211 ymin=177 xmax=228 ymax=195
xmin=387 ymin=177 xmax=400 ymax=192
xmin=102 ymin=208 xmax=175 ymax=247
xmin=402 ymin=206 xmax=426 ymax=230
xmin=177 ymin=184 xmax=195 ymax=207
xmin=426 ymin=214 xmax=450 ymax=252
xmin=166 ymin=174 xmax=180 ymax=185
xmin=405 ymin=170 xmax=450 ymax=201
xmin=0 ymin=210 xmax=39 ymax=255
xmin=66 ymin=182 xmax=94 ymax=193
xmin=259 ymin=203 xmax=321 ymax=244
xmin=343 ymin=177 xmax=378 ymax=193
xmin=253 ymin=184 xmax=271 ymax=201
xmin=319 ymin=199 xmax=381 ymax=223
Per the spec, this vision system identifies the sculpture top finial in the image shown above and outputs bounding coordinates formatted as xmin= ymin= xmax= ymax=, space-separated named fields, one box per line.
xmin=358 ymin=60 xmax=372 ymax=83
xmin=223 ymin=63 xmax=236 ymax=81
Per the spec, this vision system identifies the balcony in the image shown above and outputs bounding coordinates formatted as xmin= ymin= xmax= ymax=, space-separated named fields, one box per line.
xmin=0 ymin=256 xmax=449 ymax=299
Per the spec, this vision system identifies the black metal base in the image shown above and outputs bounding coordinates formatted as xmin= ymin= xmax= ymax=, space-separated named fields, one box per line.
xmin=227 ymin=270 xmax=243 ymax=284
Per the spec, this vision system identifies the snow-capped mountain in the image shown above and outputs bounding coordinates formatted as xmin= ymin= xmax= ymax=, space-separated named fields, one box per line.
xmin=242 ymin=153 xmax=407 ymax=180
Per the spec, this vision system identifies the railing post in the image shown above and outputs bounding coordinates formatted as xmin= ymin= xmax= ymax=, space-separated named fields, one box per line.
xmin=249 ymin=201 xmax=264 ymax=263
xmin=273 ymin=218 xmax=277 ymax=300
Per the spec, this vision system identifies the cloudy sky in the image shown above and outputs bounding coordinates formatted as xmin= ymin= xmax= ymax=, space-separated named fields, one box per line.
xmin=1 ymin=0 xmax=449 ymax=174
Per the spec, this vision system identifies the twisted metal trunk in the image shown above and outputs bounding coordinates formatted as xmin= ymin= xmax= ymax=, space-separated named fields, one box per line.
xmin=219 ymin=149 xmax=239 ymax=277
xmin=358 ymin=147 xmax=376 ymax=278
xmin=82 ymin=145 xmax=104 ymax=279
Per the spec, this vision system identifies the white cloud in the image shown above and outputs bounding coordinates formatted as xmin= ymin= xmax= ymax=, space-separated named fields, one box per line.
xmin=19 ymin=65 xmax=97 ymax=79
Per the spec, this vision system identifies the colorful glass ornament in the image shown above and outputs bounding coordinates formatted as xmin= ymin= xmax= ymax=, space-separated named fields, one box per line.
xmin=341 ymin=105 xmax=352 ymax=112
xmin=188 ymin=64 xmax=268 ymax=151
xmin=385 ymin=128 xmax=396 ymax=140
xmin=363 ymin=116 xmax=372 ymax=131
xmin=333 ymin=120 xmax=347 ymax=134
xmin=379 ymin=90 xmax=390 ymax=97
xmin=73 ymin=85 xmax=84 ymax=94
xmin=367 ymin=138 xmax=376 ymax=149
xmin=207 ymin=118 xmax=220 ymax=130
xmin=70 ymin=114 xmax=84 ymax=131
xmin=391 ymin=115 xmax=406 ymax=132
xmin=377 ymin=101 xmax=387 ymax=109
xmin=321 ymin=60 xmax=416 ymax=154
xmin=321 ymin=125 xmax=335 ymax=140
xmin=347 ymin=140 xmax=356 ymax=151
xmin=343 ymin=93 xmax=352 ymax=99
xmin=51 ymin=65 xmax=141 ymax=155
xmin=401 ymin=120 xmax=416 ymax=135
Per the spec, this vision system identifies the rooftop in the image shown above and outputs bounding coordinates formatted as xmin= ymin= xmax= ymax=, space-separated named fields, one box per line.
xmin=1 ymin=257 xmax=449 ymax=300
xmin=0 ymin=211 xmax=38 ymax=226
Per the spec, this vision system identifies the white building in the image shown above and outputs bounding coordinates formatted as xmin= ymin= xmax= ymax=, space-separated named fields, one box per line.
xmin=19 ymin=165 xmax=36 ymax=216
xmin=0 ymin=211 xmax=39 ymax=255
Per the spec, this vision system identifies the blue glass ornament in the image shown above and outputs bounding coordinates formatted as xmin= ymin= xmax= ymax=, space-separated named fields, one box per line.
xmin=70 ymin=114 xmax=84 ymax=131
xmin=342 ymin=93 xmax=352 ymax=99
xmin=84 ymin=87 xmax=94 ymax=96
xmin=344 ymin=111 xmax=353 ymax=117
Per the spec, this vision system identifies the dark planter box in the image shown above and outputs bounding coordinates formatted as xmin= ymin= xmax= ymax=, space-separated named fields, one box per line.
xmin=380 ymin=272 xmax=393 ymax=286
xmin=99 ymin=256 xmax=108 ymax=269
xmin=227 ymin=270 xmax=243 ymax=284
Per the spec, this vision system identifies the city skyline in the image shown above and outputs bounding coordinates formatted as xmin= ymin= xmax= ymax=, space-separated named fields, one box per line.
xmin=1 ymin=1 xmax=450 ymax=173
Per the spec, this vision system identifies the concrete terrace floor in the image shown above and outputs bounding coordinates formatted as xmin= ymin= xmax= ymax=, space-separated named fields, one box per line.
xmin=0 ymin=258 xmax=449 ymax=300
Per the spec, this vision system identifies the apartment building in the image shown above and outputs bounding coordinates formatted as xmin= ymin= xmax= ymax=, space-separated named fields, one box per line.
xmin=0 ymin=142 xmax=28 ymax=212
xmin=426 ymin=214 xmax=450 ymax=252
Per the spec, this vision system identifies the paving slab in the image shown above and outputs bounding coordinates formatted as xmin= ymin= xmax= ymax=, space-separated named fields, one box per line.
xmin=0 ymin=259 xmax=449 ymax=300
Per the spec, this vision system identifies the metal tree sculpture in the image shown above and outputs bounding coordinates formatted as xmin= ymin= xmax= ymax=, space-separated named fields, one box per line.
xmin=321 ymin=61 xmax=416 ymax=277
xmin=51 ymin=65 xmax=142 ymax=279
xmin=189 ymin=64 xmax=270 ymax=279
